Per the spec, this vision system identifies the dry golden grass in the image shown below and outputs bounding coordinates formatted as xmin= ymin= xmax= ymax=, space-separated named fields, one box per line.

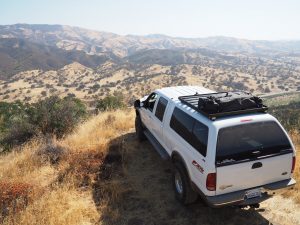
xmin=2 ymin=186 xmax=98 ymax=225
xmin=0 ymin=140 xmax=56 ymax=186
xmin=282 ymin=131 xmax=300 ymax=203
xmin=62 ymin=111 xmax=133 ymax=153
xmin=0 ymin=109 xmax=134 ymax=225
xmin=0 ymin=108 xmax=299 ymax=225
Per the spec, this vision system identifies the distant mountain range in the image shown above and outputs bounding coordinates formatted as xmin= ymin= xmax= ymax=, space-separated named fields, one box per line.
xmin=1 ymin=24 xmax=300 ymax=57
xmin=0 ymin=24 xmax=300 ymax=80
xmin=0 ymin=24 xmax=299 ymax=103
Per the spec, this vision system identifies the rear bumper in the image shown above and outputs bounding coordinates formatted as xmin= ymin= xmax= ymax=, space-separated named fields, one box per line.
xmin=194 ymin=178 xmax=296 ymax=208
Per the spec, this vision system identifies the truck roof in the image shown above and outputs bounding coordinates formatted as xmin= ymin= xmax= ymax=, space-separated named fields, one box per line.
xmin=155 ymin=86 xmax=275 ymax=126
xmin=156 ymin=86 xmax=215 ymax=100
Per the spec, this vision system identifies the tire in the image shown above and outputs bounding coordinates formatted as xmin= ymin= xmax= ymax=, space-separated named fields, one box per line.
xmin=173 ymin=162 xmax=198 ymax=205
xmin=135 ymin=116 xmax=146 ymax=142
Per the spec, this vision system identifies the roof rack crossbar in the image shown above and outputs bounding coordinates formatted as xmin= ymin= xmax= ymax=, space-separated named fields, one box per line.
xmin=178 ymin=93 xmax=268 ymax=120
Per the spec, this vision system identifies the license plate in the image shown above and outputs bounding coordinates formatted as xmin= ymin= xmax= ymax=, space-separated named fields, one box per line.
xmin=245 ymin=188 xmax=262 ymax=199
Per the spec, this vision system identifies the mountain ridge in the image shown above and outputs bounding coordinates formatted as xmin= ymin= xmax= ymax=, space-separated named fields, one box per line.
xmin=0 ymin=24 xmax=299 ymax=103
xmin=1 ymin=24 xmax=300 ymax=57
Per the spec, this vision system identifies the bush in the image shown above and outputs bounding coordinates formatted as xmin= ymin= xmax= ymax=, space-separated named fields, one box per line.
xmin=30 ymin=96 xmax=87 ymax=138
xmin=95 ymin=95 xmax=125 ymax=112
xmin=1 ymin=118 xmax=35 ymax=148
xmin=0 ymin=96 xmax=87 ymax=150
xmin=0 ymin=101 xmax=35 ymax=149
xmin=0 ymin=101 xmax=29 ymax=131
xmin=92 ymin=84 xmax=100 ymax=90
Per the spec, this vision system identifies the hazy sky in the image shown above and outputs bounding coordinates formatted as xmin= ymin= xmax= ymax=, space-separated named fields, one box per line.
xmin=1 ymin=0 xmax=299 ymax=40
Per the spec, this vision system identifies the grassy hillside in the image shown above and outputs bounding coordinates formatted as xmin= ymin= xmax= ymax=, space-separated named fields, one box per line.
xmin=0 ymin=38 xmax=118 ymax=80
xmin=0 ymin=110 xmax=134 ymax=224
xmin=1 ymin=61 xmax=299 ymax=104
xmin=264 ymin=92 xmax=300 ymax=131
xmin=0 ymin=106 xmax=299 ymax=225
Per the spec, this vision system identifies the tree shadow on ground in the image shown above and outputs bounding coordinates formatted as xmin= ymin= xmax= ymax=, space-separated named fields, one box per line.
xmin=93 ymin=132 xmax=272 ymax=225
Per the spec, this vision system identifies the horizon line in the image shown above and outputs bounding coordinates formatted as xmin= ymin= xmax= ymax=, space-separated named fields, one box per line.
xmin=1 ymin=23 xmax=300 ymax=42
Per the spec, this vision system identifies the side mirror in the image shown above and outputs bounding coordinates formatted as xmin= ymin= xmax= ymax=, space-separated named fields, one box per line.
xmin=134 ymin=100 xmax=141 ymax=108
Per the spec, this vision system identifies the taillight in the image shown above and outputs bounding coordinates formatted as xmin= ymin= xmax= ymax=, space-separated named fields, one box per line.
xmin=291 ymin=156 xmax=296 ymax=173
xmin=240 ymin=119 xmax=253 ymax=122
xmin=206 ymin=173 xmax=216 ymax=191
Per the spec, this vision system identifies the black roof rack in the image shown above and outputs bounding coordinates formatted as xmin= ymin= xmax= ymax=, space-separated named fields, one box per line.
xmin=178 ymin=92 xmax=268 ymax=121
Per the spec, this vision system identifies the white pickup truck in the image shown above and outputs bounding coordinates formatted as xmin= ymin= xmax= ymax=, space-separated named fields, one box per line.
xmin=134 ymin=86 xmax=296 ymax=208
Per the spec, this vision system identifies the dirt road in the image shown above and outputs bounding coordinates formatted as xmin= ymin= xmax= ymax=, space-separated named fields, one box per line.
xmin=93 ymin=132 xmax=300 ymax=225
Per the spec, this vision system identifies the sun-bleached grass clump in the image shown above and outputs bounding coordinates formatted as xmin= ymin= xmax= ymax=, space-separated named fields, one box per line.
xmin=62 ymin=110 xmax=134 ymax=153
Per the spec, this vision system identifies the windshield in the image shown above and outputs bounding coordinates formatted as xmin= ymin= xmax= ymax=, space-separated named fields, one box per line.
xmin=216 ymin=121 xmax=292 ymax=164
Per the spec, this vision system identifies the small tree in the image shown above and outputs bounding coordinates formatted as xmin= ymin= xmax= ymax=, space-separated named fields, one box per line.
xmin=41 ymin=91 xmax=47 ymax=97
xmin=95 ymin=94 xmax=125 ymax=112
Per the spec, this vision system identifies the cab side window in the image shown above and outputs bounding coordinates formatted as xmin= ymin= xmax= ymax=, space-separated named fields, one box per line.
xmin=155 ymin=97 xmax=168 ymax=121
xmin=170 ymin=107 xmax=194 ymax=144
xmin=191 ymin=121 xmax=209 ymax=156
xmin=146 ymin=93 xmax=158 ymax=112
xmin=170 ymin=107 xmax=209 ymax=157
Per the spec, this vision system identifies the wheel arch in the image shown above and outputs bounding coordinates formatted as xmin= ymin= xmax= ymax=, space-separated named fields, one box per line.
xmin=171 ymin=151 xmax=191 ymax=180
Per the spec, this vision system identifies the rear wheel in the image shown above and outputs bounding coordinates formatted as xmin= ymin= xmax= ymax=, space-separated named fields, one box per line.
xmin=135 ymin=116 xmax=146 ymax=142
xmin=173 ymin=162 xmax=198 ymax=205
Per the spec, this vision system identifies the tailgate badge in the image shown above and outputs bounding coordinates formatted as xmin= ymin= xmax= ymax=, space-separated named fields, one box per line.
xmin=219 ymin=184 xmax=233 ymax=190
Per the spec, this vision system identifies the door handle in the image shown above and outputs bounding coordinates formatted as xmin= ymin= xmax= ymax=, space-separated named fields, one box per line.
xmin=252 ymin=162 xmax=262 ymax=169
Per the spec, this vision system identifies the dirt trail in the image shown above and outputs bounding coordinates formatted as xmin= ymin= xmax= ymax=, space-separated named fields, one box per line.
xmin=94 ymin=132 xmax=300 ymax=225
xmin=260 ymin=196 xmax=300 ymax=225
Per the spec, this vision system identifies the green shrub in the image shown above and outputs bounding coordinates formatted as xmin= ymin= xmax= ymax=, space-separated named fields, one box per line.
xmin=0 ymin=96 xmax=87 ymax=151
xmin=0 ymin=101 xmax=35 ymax=149
xmin=1 ymin=117 xmax=35 ymax=148
xmin=29 ymin=96 xmax=87 ymax=138
xmin=95 ymin=94 xmax=125 ymax=112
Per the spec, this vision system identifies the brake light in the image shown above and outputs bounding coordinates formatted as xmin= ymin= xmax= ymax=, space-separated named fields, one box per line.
xmin=291 ymin=156 xmax=296 ymax=173
xmin=206 ymin=173 xmax=216 ymax=191
xmin=241 ymin=119 xmax=252 ymax=122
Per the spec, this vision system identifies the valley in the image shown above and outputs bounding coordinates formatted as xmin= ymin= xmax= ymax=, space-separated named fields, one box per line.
xmin=0 ymin=24 xmax=300 ymax=104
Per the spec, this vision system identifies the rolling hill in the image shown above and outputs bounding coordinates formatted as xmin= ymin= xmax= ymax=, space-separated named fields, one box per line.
xmin=0 ymin=38 xmax=119 ymax=80
xmin=0 ymin=24 xmax=300 ymax=103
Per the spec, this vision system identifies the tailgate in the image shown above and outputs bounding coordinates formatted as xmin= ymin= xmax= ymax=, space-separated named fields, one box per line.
xmin=216 ymin=153 xmax=293 ymax=195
